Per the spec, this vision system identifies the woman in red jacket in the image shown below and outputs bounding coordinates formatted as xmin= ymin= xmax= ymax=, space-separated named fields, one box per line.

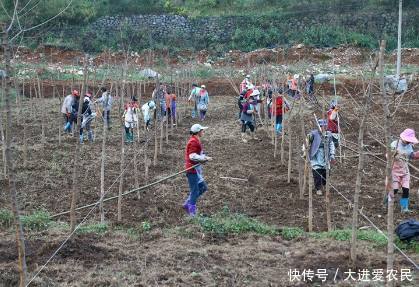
xmin=183 ymin=124 xmax=212 ymax=216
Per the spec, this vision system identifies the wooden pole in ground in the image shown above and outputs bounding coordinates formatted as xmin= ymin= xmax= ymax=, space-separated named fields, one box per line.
xmin=350 ymin=48 xmax=378 ymax=265
xmin=323 ymin=95 xmax=332 ymax=231
xmin=118 ymin=59 xmax=128 ymax=223
xmin=99 ymin=90 xmax=110 ymax=224
xmin=37 ymin=76 xmax=46 ymax=146
xmin=380 ymin=40 xmax=395 ymax=287
xmin=280 ymin=95 xmax=286 ymax=164
xmin=273 ymin=94 xmax=278 ymax=158
xmin=287 ymin=111 xmax=292 ymax=183
xmin=70 ymin=55 xmax=88 ymax=232
xmin=2 ymin=24 xmax=27 ymax=287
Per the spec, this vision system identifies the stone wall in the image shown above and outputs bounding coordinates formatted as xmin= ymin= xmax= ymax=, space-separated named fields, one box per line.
xmin=45 ymin=12 xmax=418 ymax=52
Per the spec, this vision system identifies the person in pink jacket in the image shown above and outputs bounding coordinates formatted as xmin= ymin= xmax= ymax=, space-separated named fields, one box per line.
xmin=390 ymin=128 xmax=419 ymax=212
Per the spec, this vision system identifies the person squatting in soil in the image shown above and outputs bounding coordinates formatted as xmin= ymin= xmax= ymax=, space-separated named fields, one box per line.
xmin=327 ymin=100 xmax=340 ymax=148
xmin=61 ymin=89 xmax=79 ymax=133
xmin=305 ymin=119 xmax=336 ymax=195
xmin=270 ymin=89 xmax=289 ymax=135
xmin=390 ymin=128 xmax=419 ymax=212
xmin=123 ymin=96 xmax=139 ymax=143
xmin=189 ymin=83 xmax=201 ymax=119
xmin=240 ymin=95 xmax=259 ymax=143
xmin=197 ymin=85 xmax=209 ymax=121
xmin=141 ymin=100 xmax=156 ymax=131
xmin=95 ymin=87 xmax=113 ymax=130
xmin=184 ymin=124 xmax=212 ymax=216
xmin=80 ymin=92 xmax=96 ymax=144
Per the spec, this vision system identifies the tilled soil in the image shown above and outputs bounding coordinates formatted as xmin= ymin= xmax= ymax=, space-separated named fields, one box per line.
xmin=0 ymin=78 xmax=418 ymax=286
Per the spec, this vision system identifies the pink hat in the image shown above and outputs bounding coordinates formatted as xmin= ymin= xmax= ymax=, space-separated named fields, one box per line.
xmin=400 ymin=128 xmax=419 ymax=144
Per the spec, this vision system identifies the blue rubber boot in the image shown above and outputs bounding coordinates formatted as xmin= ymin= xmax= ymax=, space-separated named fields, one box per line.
xmin=79 ymin=134 xmax=84 ymax=144
xmin=88 ymin=130 xmax=94 ymax=143
xmin=400 ymin=198 xmax=411 ymax=213
xmin=64 ymin=122 xmax=71 ymax=133
xmin=276 ymin=123 xmax=282 ymax=134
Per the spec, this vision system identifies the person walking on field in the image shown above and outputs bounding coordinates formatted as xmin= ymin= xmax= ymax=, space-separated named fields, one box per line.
xmin=80 ymin=92 xmax=96 ymax=144
xmin=389 ymin=128 xmax=419 ymax=212
xmin=271 ymin=90 xmax=289 ymax=134
xmin=123 ymin=96 xmax=140 ymax=143
xmin=183 ymin=124 xmax=212 ymax=216
xmin=240 ymin=95 xmax=259 ymax=143
xmin=188 ymin=83 xmax=201 ymax=119
xmin=95 ymin=87 xmax=113 ymax=129
xmin=306 ymin=119 xmax=336 ymax=195
xmin=61 ymin=90 xmax=79 ymax=133
xmin=141 ymin=100 xmax=156 ymax=131
xmin=327 ymin=100 xmax=340 ymax=148
xmin=197 ymin=85 xmax=209 ymax=121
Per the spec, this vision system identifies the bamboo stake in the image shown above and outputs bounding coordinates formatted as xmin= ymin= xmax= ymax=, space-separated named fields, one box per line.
xmin=350 ymin=48 xmax=378 ymax=265
xmin=287 ymin=113 xmax=292 ymax=183
xmin=280 ymin=96 xmax=286 ymax=164
xmin=2 ymin=25 xmax=27 ymax=287
xmin=323 ymin=97 xmax=332 ymax=232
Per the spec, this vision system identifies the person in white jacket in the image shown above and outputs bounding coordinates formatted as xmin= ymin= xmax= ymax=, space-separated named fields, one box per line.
xmin=141 ymin=100 xmax=156 ymax=131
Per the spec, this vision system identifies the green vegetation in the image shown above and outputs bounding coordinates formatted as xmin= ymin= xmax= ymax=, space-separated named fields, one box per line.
xmin=77 ymin=223 xmax=109 ymax=235
xmin=1 ymin=0 xmax=417 ymax=52
xmin=194 ymin=207 xmax=279 ymax=236
xmin=0 ymin=209 xmax=52 ymax=231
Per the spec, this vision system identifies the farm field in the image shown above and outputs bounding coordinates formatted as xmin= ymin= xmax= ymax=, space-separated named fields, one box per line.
xmin=1 ymin=43 xmax=419 ymax=286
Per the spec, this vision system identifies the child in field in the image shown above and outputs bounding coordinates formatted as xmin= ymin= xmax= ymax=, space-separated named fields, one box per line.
xmin=390 ymin=128 xmax=419 ymax=212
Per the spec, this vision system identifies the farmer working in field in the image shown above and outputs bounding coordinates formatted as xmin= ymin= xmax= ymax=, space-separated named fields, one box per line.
xmin=61 ymin=90 xmax=79 ymax=133
xmin=188 ymin=83 xmax=201 ymax=119
xmin=183 ymin=124 xmax=212 ymax=216
xmin=240 ymin=95 xmax=259 ymax=143
xmin=141 ymin=100 xmax=156 ymax=130
xmin=197 ymin=85 xmax=209 ymax=121
xmin=123 ymin=96 xmax=139 ymax=143
xmin=95 ymin=87 xmax=113 ymax=130
xmin=152 ymin=84 xmax=166 ymax=120
xmin=305 ymin=119 xmax=336 ymax=195
xmin=80 ymin=92 xmax=96 ymax=144
xmin=240 ymin=74 xmax=254 ymax=92
xmin=327 ymin=100 xmax=340 ymax=148
xmin=389 ymin=128 xmax=419 ymax=212
xmin=271 ymin=90 xmax=289 ymax=134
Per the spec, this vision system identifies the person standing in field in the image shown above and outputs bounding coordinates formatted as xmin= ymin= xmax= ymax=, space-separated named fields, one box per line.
xmin=95 ymin=87 xmax=113 ymax=130
xmin=389 ymin=128 xmax=419 ymax=212
xmin=306 ymin=119 xmax=336 ymax=195
xmin=183 ymin=124 xmax=212 ymax=216
xmin=240 ymin=95 xmax=259 ymax=143
xmin=123 ymin=96 xmax=140 ymax=143
xmin=188 ymin=83 xmax=201 ymax=119
xmin=327 ymin=100 xmax=340 ymax=148
xmin=197 ymin=85 xmax=209 ymax=121
xmin=271 ymin=90 xmax=289 ymax=134
xmin=169 ymin=89 xmax=177 ymax=126
xmin=61 ymin=90 xmax=79 ymax=133
xmin=80 ymin=92 xmax=96 ymax=143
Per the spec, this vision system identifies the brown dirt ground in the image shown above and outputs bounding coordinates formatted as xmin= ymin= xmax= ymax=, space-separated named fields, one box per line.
xmin=0 ymin=75 xmax=418 ymax=286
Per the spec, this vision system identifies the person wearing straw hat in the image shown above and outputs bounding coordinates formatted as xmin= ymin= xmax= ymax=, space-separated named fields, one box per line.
xmin=183 ymin=124 xmax=212 ymax=216
xmin=327 ymin=99 xmax=340 ymax=148
xmin=390 ymin=128 xmax=419 ymax=212
xmin=197 ymin=85 xmax=209 ymax=121
xmin=306 ymin=119 xmax=336 ymax=195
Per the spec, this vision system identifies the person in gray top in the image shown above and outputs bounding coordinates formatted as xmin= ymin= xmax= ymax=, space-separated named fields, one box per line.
xmin=95 ymin=87 xmax=113 ymax=129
